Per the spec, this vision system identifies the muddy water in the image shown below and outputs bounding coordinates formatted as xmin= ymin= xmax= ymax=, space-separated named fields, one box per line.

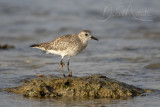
xmin=0 ymin=0 xmax=160 ymax=107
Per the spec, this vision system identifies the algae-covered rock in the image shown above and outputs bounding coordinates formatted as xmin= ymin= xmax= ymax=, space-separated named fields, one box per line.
xmin=7 ymin=75 xmax=153 ymax=98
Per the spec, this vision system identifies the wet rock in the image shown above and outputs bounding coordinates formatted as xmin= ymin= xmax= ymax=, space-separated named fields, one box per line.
xmin=7 ymin=75 xmax=154 ymax=98
xmin=145 ymin=63 xmax=160 ymax=69
xmin=124 ymin=57 xmax=148 ymax=63
xmin=144 ymin=31 xmax=160 ymax=39
xmin=0 ymin=44 xmax=14 ymax=49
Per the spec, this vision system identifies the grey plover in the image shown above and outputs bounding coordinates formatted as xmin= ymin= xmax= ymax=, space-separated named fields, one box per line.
xmin=30 ymin=30 xmax=98 ymax=76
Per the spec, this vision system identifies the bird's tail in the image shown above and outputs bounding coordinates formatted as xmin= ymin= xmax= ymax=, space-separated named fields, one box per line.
xmin=30 ymin=43 xmax=48 ymax=50
xmin=30 ymin=44 xmax=40 ymax=48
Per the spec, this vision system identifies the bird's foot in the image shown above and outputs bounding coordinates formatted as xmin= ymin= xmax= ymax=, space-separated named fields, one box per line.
xmin=36 ymin=73 xmax=44 ymax=77
xmin=67 ymin=71 xmax=72 ymax=77
xmin=63 ymin=74 xmax=66 ymax=77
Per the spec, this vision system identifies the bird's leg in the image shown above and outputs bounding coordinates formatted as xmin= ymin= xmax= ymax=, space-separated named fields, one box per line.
xmin=67 ymin=57 xmax=72 ymax=77
xmin=59 ymin=55 xmax=65 ymax=69
xmin=67 ymin=59 xmax=70 ymax=73
xmin=59 ymin=59 xmax=65 ymax=68
xmin=59 ymin=57 xmax=65 ymax=77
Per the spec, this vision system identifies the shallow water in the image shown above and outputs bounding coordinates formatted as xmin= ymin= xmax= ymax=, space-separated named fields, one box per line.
xmin=0 ymin=0 xmax=160 ymax=106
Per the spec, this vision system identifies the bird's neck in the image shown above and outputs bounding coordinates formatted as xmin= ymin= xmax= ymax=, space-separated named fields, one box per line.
xmin=78 ymin=35 xmax=88 ymax=45
xmin=81 ymin=39 xmax=88 ymax=46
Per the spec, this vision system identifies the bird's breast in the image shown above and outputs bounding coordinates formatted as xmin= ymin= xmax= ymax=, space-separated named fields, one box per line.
xmin=65 ymin=42 xmax=87 ymax=56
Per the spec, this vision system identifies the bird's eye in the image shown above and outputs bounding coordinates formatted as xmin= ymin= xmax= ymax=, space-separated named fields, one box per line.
xmin=85 ymin=33 xmax=88 ymax=36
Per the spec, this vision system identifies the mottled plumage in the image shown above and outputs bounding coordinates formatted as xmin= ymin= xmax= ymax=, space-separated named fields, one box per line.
xmin=30 ymin=30 xmax=98 ymax=76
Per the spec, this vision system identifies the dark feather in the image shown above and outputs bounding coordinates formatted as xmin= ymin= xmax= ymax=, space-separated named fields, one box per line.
xmin=30 ymin=44 xmax=40 ymax=47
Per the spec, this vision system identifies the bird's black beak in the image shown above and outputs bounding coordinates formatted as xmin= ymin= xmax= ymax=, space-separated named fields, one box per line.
xmin=91 ymin=36 xmax=98 ymax=41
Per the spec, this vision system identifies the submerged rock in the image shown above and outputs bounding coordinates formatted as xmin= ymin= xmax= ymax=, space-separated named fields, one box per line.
xmin=145 ymin=63 xmax=160 ymax=69
xmin=7 ymin=75 xmax=153 ymax=98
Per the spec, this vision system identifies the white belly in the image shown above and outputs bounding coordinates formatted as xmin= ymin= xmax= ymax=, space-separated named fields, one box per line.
xmin=46 ymin=49 xmax=80 ymax=57
xmin=46 ymin=50 xmax=65 ymax=56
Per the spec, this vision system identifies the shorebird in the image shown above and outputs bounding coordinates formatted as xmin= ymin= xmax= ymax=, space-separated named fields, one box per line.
xmin=30 ymin=30 xmax=98 ymax=77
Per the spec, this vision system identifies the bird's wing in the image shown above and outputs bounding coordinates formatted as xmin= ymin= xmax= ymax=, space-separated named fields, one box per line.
xmin=46 ymin=34 xmax=75 ymax=51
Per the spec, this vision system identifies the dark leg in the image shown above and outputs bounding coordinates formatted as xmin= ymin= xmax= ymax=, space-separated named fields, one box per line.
xmin=60 ymin=59 xmax=65 ymax=68
xmin=59 ymin=57 xmax=65 ymax=77
xmin=67 ymin=57 xmax=72 ymax=77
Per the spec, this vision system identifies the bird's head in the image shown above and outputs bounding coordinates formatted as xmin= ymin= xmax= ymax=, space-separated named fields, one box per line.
xmin=78 ymin=30 xmax=98 ymax=43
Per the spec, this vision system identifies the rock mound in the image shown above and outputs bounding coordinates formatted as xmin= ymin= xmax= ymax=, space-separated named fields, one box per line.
xmin=7 ymin=75 xmax=153 ymax=98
